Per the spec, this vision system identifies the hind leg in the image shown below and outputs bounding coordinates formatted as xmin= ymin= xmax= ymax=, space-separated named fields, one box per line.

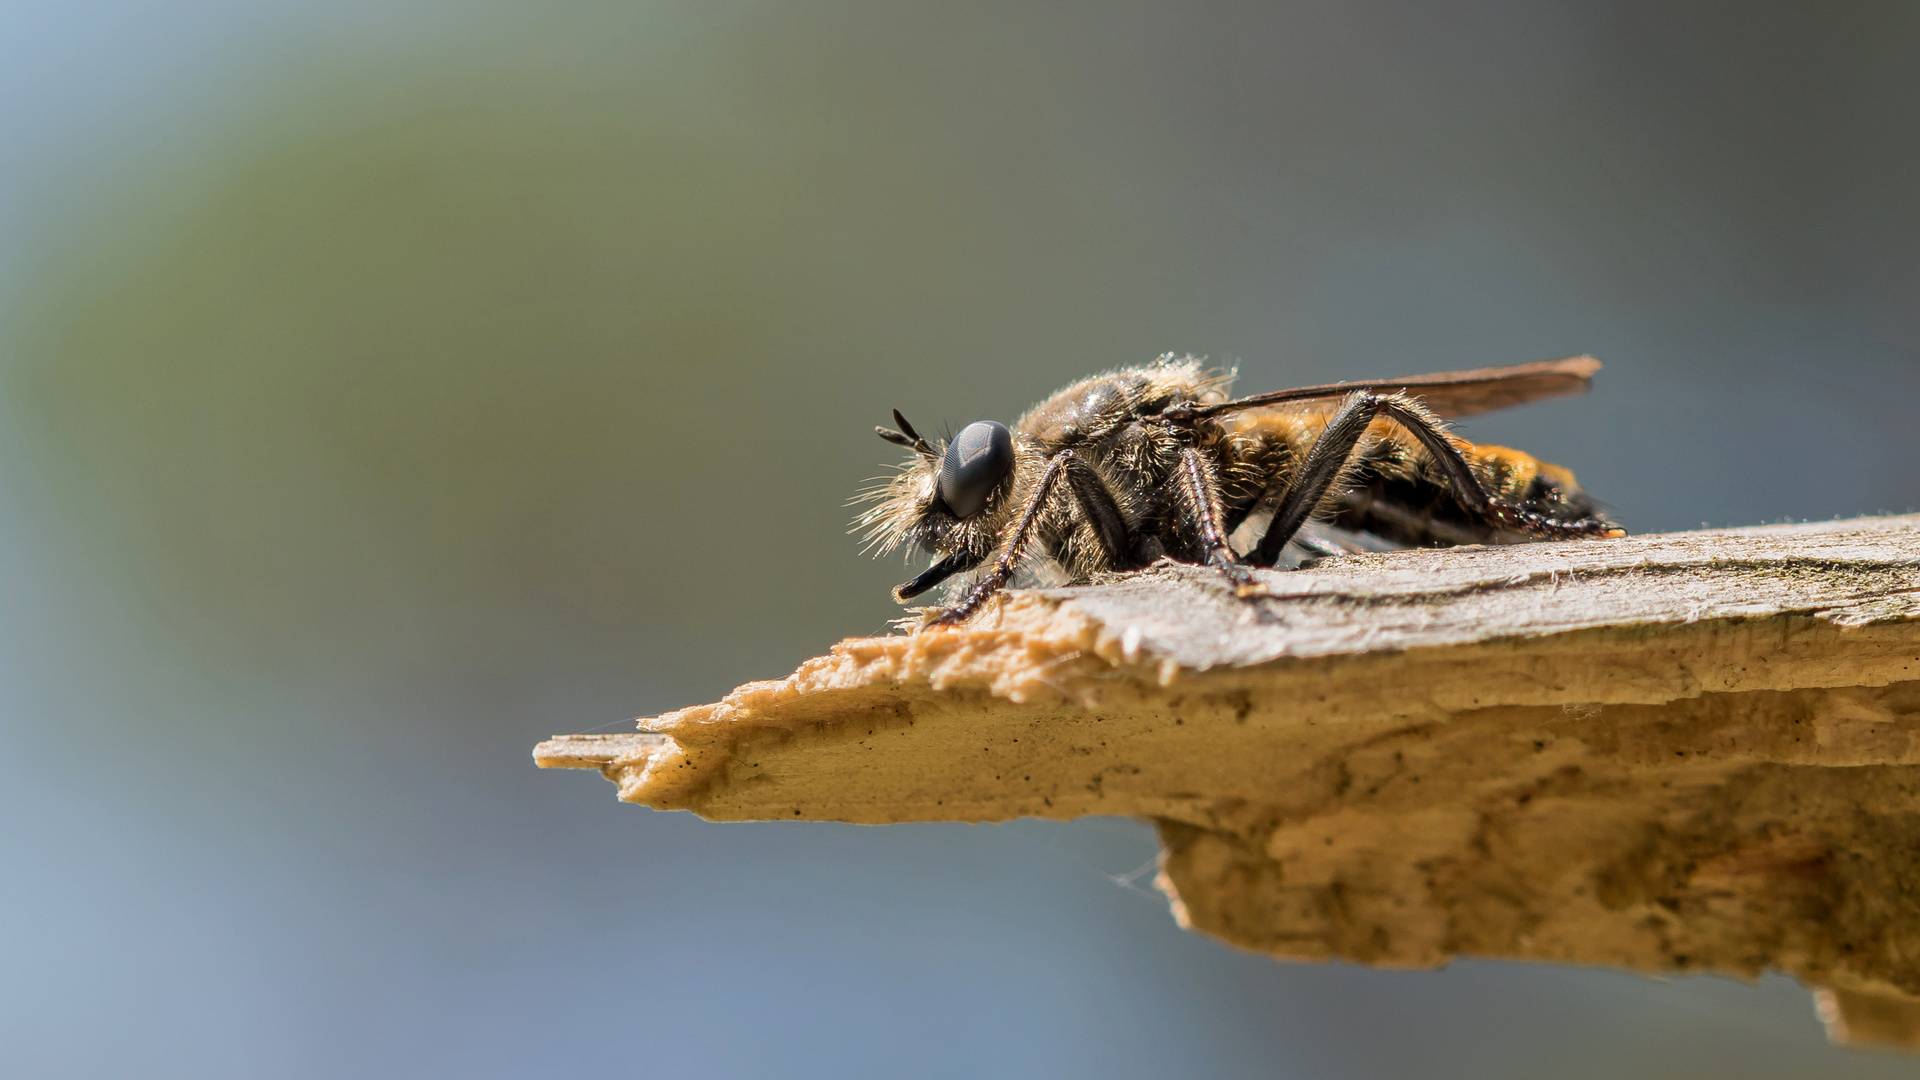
xmin=1250 ymin=392 xmax=1621 ymax=567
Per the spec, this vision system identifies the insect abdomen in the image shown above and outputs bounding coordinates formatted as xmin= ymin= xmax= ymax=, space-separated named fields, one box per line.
xmin=1224 ymin=409 xmax=1607 ymax=548
xmin=1336 ymin=441 xmax=1606 ymax=547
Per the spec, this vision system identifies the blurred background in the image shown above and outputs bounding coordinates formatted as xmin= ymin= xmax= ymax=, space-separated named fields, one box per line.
xmin=3 ymin=1 xmax=1918 ymax=1076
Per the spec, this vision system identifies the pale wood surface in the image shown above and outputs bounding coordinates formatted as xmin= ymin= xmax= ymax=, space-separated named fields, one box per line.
xmin=536 ymin=515 xmax=1920 ymax=1049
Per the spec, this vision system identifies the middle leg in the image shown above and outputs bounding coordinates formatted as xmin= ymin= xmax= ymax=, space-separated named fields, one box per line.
xmin=1173 ymin=445 xmax=1264 ymax=597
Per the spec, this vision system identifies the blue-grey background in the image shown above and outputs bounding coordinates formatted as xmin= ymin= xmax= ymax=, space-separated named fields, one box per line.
xmin=4 ymin=2 xmax=1918 ymax=1077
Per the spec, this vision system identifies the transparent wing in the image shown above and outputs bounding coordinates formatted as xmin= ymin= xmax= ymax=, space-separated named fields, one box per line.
xmin=1197 ymin=355 xmax=1602 ymax=420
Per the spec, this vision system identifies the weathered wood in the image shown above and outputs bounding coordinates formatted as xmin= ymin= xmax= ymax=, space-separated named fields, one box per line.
xmin=535 ymin=515 xmax=1920 ymax=1049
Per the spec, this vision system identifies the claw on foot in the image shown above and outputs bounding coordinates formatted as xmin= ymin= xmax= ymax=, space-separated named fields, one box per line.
xmin=1487 ymin=500 xmax=1624 ymax=541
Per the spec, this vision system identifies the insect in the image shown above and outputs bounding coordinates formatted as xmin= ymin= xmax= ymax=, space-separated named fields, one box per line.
xmin=857 ymin=354 xmax=1624 ymax=628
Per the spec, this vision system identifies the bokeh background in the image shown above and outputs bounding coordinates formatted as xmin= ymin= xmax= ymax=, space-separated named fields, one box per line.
xmin=4 ymin=2 xmax=1919 ymax=1076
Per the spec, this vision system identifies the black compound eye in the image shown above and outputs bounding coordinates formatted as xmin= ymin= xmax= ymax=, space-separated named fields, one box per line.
xmin=938 ymin=420 xmax=1014 ymax=518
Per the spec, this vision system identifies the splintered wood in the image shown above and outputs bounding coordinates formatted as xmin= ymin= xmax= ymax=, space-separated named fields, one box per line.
xmin=537 ymin=515 xmax=1920 ymax=1050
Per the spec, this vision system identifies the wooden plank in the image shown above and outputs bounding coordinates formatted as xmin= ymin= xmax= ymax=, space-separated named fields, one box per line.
xmin=536 ymin=515 xmax=1920 ymax=1047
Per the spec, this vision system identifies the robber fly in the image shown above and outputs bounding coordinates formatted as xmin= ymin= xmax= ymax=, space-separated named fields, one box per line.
xmin=857 ymin=354 xmax=1623 ymax=628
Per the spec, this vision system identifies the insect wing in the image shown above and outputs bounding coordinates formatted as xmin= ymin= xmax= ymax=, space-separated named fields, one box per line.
xmin=1199 ymin=355 xmax=1602 ymax=420
xmin=1349 ymin=355 xmax=1602 ymax=418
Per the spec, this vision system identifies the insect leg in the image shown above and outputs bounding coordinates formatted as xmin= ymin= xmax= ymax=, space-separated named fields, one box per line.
xmin=893 ymin=549 xmax=986 ymax=602
xmin=1366 ymin=396 xmax=1623 ymax=541
xmin=927 ymin=450 xmax=1076 ymax=628
xmin=1249 ymin=392 xmax=1620 ymax=567
xmin=1248 ymin=393 xmax=1385 ymax=567
xmin=1173 ymin=446 xmax=1263 ymax=596
xmin=1062 ymin=456 xmax=1134 ymax=570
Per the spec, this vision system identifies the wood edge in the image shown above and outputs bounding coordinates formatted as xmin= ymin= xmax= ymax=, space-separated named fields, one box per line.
xmin=1814 ymin=987 xmax=1920 ymax=1052
xmin=534 ymin=732 xmax=670 ymax=769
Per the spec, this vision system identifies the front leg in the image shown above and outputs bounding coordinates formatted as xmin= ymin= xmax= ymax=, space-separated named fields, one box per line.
xmin=927 ymin=450 xmax=1076 ymax=628
xmin=1062 ymin=454 xmax=1136 ymax=571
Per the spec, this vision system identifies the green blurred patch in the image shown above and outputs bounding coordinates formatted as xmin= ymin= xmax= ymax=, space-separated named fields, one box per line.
xmin=5 ymin=11 xmax=1166 ymax=694
xmin=17 ymin=93 xmax=815 ymax=663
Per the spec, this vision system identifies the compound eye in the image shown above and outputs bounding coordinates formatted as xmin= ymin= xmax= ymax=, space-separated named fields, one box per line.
xmin=938 ymin=420 xmax=1015 ymax=518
